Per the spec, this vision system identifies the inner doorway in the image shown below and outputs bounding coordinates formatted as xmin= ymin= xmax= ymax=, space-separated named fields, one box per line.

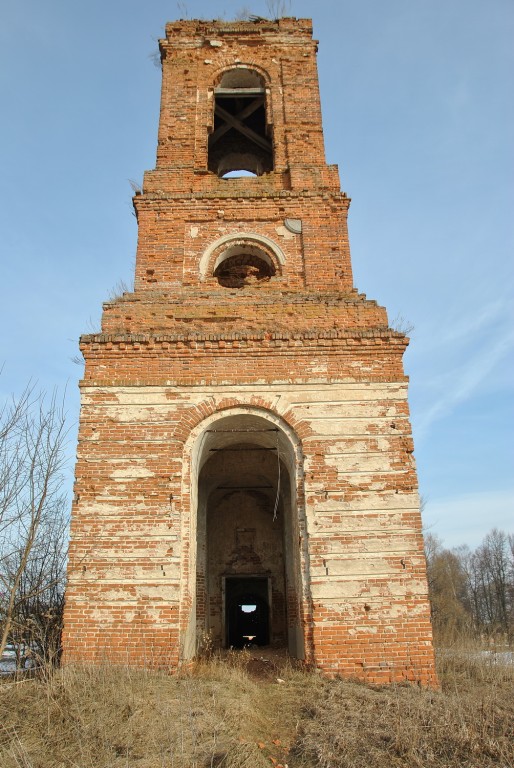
xmin=204 ymin=465 xmax=286 ymax=648
xmin=225 ymin=576 xmax=269 ymax=648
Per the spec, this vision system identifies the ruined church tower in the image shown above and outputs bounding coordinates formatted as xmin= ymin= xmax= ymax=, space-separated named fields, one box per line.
xmin=63 ymin=18 xmax=437 ymax=685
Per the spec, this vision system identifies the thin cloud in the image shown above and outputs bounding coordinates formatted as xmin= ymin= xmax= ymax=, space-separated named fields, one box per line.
xmin=423 ymin=489 xmax=514 ymax=549
xmin=416 ymin=296 xmax=509 ymax=357
xmin=441 ymin=298 xmax=508 ymax=346
xmin=415 ymin=325 xmax=514 ymax=439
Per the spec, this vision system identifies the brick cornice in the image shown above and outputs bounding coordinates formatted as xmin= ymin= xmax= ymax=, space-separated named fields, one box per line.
xmin=80 ymin=328 xmax=407 ymax=347
xmin=133 ymin=188 xmax=350 ymax=205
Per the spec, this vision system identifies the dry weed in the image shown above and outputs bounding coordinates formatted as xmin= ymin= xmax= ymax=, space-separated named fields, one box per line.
xmin=0 ymin=656 xmax=286 ymax=768
xmin=0 ymin=645 xmax=512 ymax=768
xmin=292 ymin=645 xmax=514 ymax=767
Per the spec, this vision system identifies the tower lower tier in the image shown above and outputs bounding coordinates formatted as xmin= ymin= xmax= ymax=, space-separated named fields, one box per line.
xmin=63 ymin=337 xmax=437 ymax=686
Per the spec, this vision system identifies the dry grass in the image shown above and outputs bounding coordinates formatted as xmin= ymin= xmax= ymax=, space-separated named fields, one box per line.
xmin=292 ymin=648 xmax=514 ymax=767
xmin=0 ymin=645 xmax=513 ymax=768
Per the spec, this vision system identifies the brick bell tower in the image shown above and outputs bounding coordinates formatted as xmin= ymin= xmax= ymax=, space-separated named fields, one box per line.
xmin=63 ymin=17 xmax=437 ymax=685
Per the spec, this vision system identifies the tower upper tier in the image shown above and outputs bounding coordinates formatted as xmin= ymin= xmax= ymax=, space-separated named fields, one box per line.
xmin=143 ymin=17 xmax=342 ymax=194
xmin=99 ymin=18 xmax=393 ymax=334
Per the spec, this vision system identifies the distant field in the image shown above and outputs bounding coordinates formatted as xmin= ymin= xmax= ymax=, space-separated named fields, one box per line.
xmin=1 ymin=644 xmax=513 ymax=767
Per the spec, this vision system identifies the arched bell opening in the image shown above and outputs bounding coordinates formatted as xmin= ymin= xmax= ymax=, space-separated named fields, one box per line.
xmin=190 ymin=411 xmax=305 ymax=658
xmin=208 ymin=68 xmax=273 ymax=176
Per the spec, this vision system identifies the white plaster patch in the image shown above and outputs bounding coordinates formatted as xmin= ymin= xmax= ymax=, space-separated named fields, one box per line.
xmin=307 ymin=363 xmax=329 ymax=375
xmin=111 ymin=466 xmax=155 ymax=479
xmin=92 ymin=404 xmax=175 ymax=422
xmin=309 ymin=492 xmax=420 ymax=512
xmin=311 ymin=578 xmax=427 ymax=600
xmin=275 ymin=224 xmax=295 ymax=240
xmin=88 ymin=387 xmax=190 ymax=405
xmin=308 ymin=511 xmax=418 ymax=535
xmin=294 ymin=400 xmax=405 ymax=420
xmin=323 ymin=453 xmax=395 ymax=473
xmin=320 ymin=438 xmax=394 ymax=454
xmin=302 ymin=417 xmax=397 ymax=437
xmin=313 ymin=534 xmax=420 ymax=556
xmin=317 ymin=558 xmax=392 ymax=577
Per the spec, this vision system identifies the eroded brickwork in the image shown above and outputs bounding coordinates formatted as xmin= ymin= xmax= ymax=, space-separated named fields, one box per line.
xmin=63 ymin=17 xmax=437 ymax=685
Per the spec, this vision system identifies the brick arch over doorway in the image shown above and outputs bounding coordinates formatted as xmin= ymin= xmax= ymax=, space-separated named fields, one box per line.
xmin=178 ymin=406 xmax=311 ymax=662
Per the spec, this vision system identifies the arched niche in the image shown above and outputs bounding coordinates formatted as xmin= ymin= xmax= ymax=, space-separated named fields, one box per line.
xmin=199 ymin=233 xmax=285 ymax=287
xmin=213 ymin=243 xmax=275 ymax=288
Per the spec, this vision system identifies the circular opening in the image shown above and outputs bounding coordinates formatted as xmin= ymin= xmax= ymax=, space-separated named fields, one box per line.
xmin=214 ymin=253 xmax=275 ymax=288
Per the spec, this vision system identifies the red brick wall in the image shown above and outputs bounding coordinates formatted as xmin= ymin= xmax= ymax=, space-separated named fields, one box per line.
xmin=62 ymin=18 xmax=437 ymax=686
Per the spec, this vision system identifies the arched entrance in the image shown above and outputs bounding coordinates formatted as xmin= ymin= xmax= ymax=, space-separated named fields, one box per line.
xmin=186 ymin=409 xmax=306 ymax=658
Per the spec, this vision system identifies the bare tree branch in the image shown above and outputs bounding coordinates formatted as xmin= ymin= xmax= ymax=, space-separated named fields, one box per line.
xmin=0 ymin=385 xmax=69 ymax=666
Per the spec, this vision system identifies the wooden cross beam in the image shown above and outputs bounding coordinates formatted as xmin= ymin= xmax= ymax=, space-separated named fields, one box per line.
xmin=210 ymin=97 xmax=264 ymax=146
xmin=211 ymin=102 xmax=272 ymax=153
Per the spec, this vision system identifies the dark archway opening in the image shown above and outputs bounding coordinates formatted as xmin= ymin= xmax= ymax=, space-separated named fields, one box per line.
xmin=226 ymin=577 xmax=269 ymax=647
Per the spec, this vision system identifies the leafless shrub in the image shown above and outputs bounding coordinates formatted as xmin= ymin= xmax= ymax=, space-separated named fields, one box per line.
xmin=235 ymin=6 xmax=253 ymax=20
xmin=464 ymin=528 xmax=514 ymax=639
xmin=0 ymin=385 xmax=69 ymax=668
xmin=266 ymin=0 xmax=292 ymax=19
xmin=85 ymin=315 xmax=101 ymax=334
xmin=176 ymin=0 xmax=189 ymax=20
xmin=148 ymin=37 xmax=162 ymax=69
xmin=107 ymin=279 xmax=133 ymax=302
xmin=424 ymin=532 xmax=473 ymax=643
xmin=390 ymin=312 xmax=415 ymax=335
xmin=128 ymin=178 xmax=142 ymax=195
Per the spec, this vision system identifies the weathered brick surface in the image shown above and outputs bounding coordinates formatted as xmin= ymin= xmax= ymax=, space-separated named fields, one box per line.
xmin=63 ymin=18 xmax=437 ymax=685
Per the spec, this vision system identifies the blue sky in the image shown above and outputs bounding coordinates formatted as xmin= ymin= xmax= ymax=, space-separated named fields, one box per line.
xmin=1 ymin=0 xmax=512 ymax=549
